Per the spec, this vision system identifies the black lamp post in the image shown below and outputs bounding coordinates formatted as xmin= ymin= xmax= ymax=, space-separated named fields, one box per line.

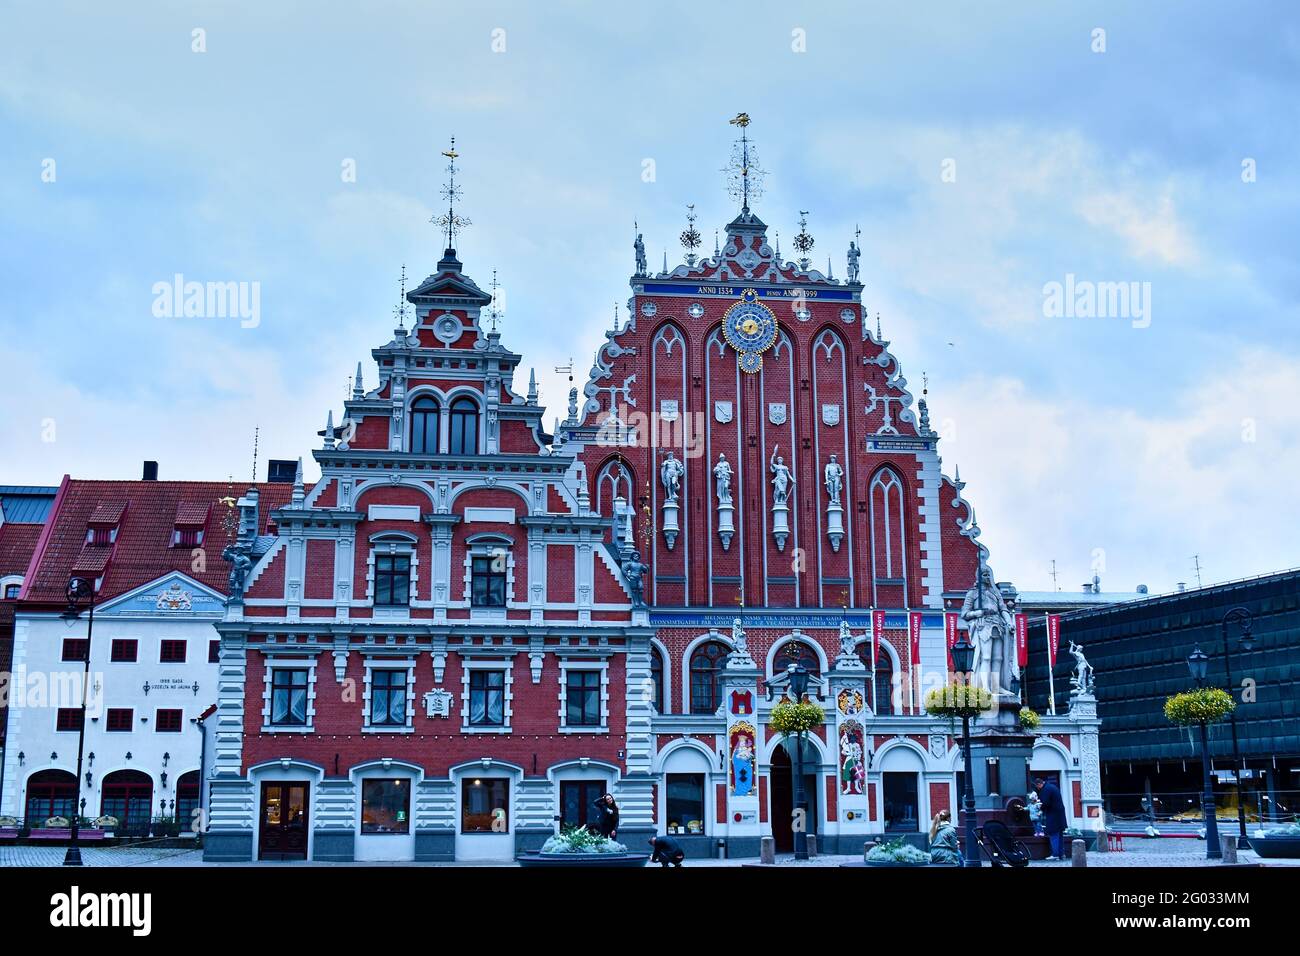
xmin=61 ymin=576 xmax=96 ymax=867
xmin=788 ymin=664 xmax=811 ymax=862
xmin=1219 ymin=607 xmax=1253 ymax=843
xmin=949 ymin=634 xmax=981 ymax=867
xmin=1187 ymin=645 xmax=1221 ymax=860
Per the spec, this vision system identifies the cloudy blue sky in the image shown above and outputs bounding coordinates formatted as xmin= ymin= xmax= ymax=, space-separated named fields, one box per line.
xmin=1 ymin=1 xmax=1296 ymax=595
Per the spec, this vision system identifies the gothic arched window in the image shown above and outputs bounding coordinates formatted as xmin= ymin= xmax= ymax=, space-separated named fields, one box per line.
xmin=650 ymin=646 xmax=665 ymax=714
xmin=409 ymin=396 xmax=441 ymax=454
xmin=689 ymin=641 xmax=730 ymax=714
xmin=870 ymin=468 xmax=907 ymax=581
xmin=448 ymin=397 xmax=480 ymax=456
xmin=773 ymin=639 xmax=821 ymax=680
xmin=858 ymin=644 xmax=896 ymax=715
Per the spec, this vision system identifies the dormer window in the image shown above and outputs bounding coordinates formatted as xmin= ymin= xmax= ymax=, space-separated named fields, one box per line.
xmin=410 ymin=396 xmax=441 ymax=454
xmin=86 ymin=501 xmax=126 ymax=545
xmin=171 ymin=502 xmax=209 ymax=548
xmin=448 ymin=397 xmax=480 ymax=456
xmin=87 ymin=526 xmax=116 ymax=546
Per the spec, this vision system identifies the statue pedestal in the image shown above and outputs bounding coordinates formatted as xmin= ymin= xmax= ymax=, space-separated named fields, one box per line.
xmin=717 ymin=500 xmax=735 ymax=551
xmin=772 ymin=501 xmax=790 ymax=552
xmin=662 ymin=498 xmax=679 ymax=550
xmin=826 ymin=503 xmax=844 ymax=553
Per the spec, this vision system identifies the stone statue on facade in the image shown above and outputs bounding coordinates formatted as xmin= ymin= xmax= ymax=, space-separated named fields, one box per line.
xmin=660 ymin=451 xmax=685 ymax=502
xmin=769 ymin=448 xmax=795 ymax=505
xmin=960 ymin=561 xmax=1017 ymax=696
xmin=634 ymin=230 xmax=647 ymax=277
xmin=713 ymin=454 xmax=733 ymax=504
xmin=838 ymin=619 xmax=857 ymax=660
xmin=1068 ymin=641 xmax=1095 ymax=696
xmin=847 ymin=239 xmax=860 ymax=284
xmin=824 ymin=454 xmax=844 ymax=506
xmin=622 ymin=550 xmax=648 ymax=608
xmin=731 ymin=618 xmax=749 ymax=659
xmin=222 ymin=544 xmax=253 ymax=600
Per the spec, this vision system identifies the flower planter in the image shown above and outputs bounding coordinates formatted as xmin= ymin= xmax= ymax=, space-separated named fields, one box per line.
xmin=864 ymin=859 xmax=930 ymax=867
xmin=516 ymin=852 xmax=649 ymax=868
xmin=1252 ymin=836 xmax=1300 ymax=859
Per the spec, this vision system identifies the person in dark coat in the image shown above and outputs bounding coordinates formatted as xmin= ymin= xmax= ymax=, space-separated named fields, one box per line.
xmin=1034 ymin=777 xmax=1068 ymax=860
xmin=648 ymin=835 xmax=685 ymax=867
xmin=592 ymin=793 xmax=619 ymax=840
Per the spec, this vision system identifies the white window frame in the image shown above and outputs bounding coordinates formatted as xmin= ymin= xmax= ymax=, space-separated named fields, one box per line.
xmin=462 ymin=536 xmax=515 ymax=619
xmin=367 ymin=533 xmax=420 ymax=620
xmin=557 ymin=659 xmax=609 ymax=734
xmin=362 ymin=657 xmax=416 ymax=734
xmin=261 ymin=657 xmax=319 ymax=733
xmin=460 ymin=659 xmax=514 ymax=734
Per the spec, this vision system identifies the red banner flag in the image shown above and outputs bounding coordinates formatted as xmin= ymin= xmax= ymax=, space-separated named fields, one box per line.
xmin=871 ymin=609 xmax=885 ymax=669
xmin=944 ymin=611 xmax=959 ymax=671
xmin=1046 ymin=614 xmax=1061 ymax=667
xmin=908 ymin=611 xmax=923 ymax=666
xmin=1015 ymin=612 xmax=1029 ymax=668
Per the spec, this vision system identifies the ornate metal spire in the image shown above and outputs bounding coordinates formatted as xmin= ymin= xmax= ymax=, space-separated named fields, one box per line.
xmin=487 ymin=269 xmax=501 ymax=333
xmin=793 ymin=210 xmax=815 ymax=270
xmin=680 ymin=204 xmax=702 ymax=267
xmin=431 ymin=136 xmax=471 ymax=254
xmin=394 ymin=264 xmax=410 ymax=328
xmin=723 ymin=112 xmax=766 ymax=213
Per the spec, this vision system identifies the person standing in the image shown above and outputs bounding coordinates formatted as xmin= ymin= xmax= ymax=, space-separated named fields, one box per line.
xmin=1027 ymin=790 xmax=1043 ymax=836
xmin=1035 ymin=777 xmax=1068 ymax=860
xmin=592 ymin=793 xmax=619 ymax=840
xmin=647 ymin=835 xmax=685 ymax=867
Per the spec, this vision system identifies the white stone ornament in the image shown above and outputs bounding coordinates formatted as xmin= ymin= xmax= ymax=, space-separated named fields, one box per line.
xmin=641 ymin=301 xmax=657 ymax=317
xmin=433 ymin=313 xmax=463 ymax=344
xmin=840 ymin=308 xmax=856 ymax=323
xmin=768 ymin=402 xmax=787 ymax=426
xmin=688 ymin=303 xmax=705 ymax=318
xmin=659 ymin=399 xmax=680 ymax=422
xmin=821 ymin=403 xmax=840 ymax=426
xmin=423 ymin=688 xmax=454 ymax=718
xmin=714 ymin=400 xmax=733 ymax=424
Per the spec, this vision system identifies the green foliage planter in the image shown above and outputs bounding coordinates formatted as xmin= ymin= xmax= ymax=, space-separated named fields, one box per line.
xmin=865 ymin=837 xmax=930 ymax=867
xmin=1163 ymin=688 xmax=1235 ymax=726
xmin=769 ymin=699 xmax=826 ymax=735
xmin=1018 ymin=707 xmax=1041 ymax=731
xmin=925 ymin=684 xmax=993 ymax=719
xmin=516 ymin=826 xmax=648 ymax=868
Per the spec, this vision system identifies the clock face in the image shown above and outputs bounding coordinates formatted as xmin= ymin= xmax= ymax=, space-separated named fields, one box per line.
xmin=722 ymin=290 xmax=778 ymax=373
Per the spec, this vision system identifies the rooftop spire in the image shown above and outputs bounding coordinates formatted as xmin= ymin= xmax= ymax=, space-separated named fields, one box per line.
xmin=487 ymin=269 xmax=501 ymax=333
xmin=394 ymin=264 xmax=410 ymax=329
xmin=724 ymin=112 xmax=765 ymax=214
xmin=680 ymin=203 xmax=701 ymax=267
xmin=353 ymin=361 xmax=364 ymax=399
xmin=431 ymin=136 xmax=471 ymax=255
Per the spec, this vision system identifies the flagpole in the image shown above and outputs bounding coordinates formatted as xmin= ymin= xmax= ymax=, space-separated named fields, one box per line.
xmin=1046 ymin=614 xmax=1057 ymax=715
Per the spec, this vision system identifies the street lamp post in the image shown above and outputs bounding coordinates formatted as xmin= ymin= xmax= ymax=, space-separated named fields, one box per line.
xmin=1187 ymin=645 xmax=1222 ymax=860
xmin=1219 ymin=607 xmax=1253 ymax=843
xmin=789 ymin=664 xmax=810 ymax=862
xmin=949 ymin=634 xmax=981 ymax=868
xmin=62 ymin=576 xmax=97 ymax=867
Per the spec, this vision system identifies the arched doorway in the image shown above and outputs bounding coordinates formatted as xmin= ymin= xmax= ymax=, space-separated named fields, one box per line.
xmin=101 ymin=770 xmax=153 ymax=835
xmin=25 ymin=770 xmax=77 ymax=824
xmin=768 ymin=739 xmax=819 ymax=853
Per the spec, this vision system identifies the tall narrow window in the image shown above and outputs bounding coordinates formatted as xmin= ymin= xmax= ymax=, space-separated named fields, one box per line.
xmin=409 ymin=396 xmax=441 ymax=454
xmin=858 ymin=645 xmax=895 ymax=716
xmin=270 ymin=668 xmax=309 ymax=726
xmin=369 ymin=669 xmax=407 ymax=727
xmin=374 ymin=554 xmax=411 ymax=607
xmin=870 ymin=468 xmax=906 ymax=582
xmin=690 ymin=641 xmax=730 ymax=715
xmin=471 ymin=554 xmax=507 ymax=607
xmin=565 ymin=669 xmax=602 ymax=727
xmin=448 ymin=397 xmax=480 ymax=455
xmin=650 ymin=647 xmax=665 ymax=713
xmin=468 ymin=669 xmax=505 ymax=726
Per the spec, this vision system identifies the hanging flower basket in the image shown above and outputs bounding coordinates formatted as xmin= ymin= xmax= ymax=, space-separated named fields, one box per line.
xmin=769 ymin=699 xmax=825 ymax=736
xmin=925 ymin=684 xmax=992 ymax=719
xmin=1163 ymin=688 xmax=1235 ymax=726
xmin=1018 ymin=707 xmax=1041 ymax=731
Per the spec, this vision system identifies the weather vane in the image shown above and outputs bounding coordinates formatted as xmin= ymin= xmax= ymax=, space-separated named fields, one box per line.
xmin=680 ymin=204 xmax=702 ymax=266
xmin=394 ymin=264 xmax=411 ymax=328
xmin=487 ymin=270 xmax=501 ymax=332
xmin=431 ymin=136 xmax=471 ymax=252
xmin=723 ymin=112 xmax=766 ymax=212
xmin=793 ymin=210 xmax=815 ymax=269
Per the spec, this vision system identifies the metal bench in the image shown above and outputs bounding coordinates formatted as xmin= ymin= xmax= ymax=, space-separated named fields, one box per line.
xmin=28 ymin=828 xmax=108 ymax=842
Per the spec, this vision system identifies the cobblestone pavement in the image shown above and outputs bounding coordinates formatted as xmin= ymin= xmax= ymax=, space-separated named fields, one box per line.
xmin=0 ymin=836 xmax=1292 ymax=867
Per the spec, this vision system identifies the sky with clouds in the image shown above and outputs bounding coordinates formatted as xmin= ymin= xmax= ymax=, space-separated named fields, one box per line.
xmin=1 ymin=1 xmax=1296 ymax=595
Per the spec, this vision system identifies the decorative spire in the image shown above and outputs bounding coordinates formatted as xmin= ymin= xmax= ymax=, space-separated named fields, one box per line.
xmin=662 ymin=249 xmax=668 ymax=276
xmin=394 ymin=264 xmax=410 ymax=329
xmin=487 ymin=269 xmax=501 ymax=333
xmin=714 ymin=230 xmax=720 ymax=257
xmin=827 ymin=255 xmax=834 ymax=280
xmin=322 ymin=410 xmax=336 ymax=450
xmin=527 ymin=368 xmax=538 ymax=404
xmin=680 ymin=204 xmax=702 ymax=267
xmin=612 ymin=301 xmax=620 ymax=334
xmin=431 ymin=136 xmax=471 ymax=255
xmin=291 ymin=457 xmax=305 ymax=506
xmin=793 ymin=210 xmax=815 ymax=270
xmin=918 ymin=372 xmax=932 ymax=435
xmin=724 ymin=112 xmax=765 ymax=213
xmin=352 ymin=362 xmax=363 ymax=399
xmin=876 ymin=312 xmax=882 ymax=340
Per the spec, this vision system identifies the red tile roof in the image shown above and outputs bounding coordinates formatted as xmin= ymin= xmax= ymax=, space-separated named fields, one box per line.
xmin=174 ymin=501 xmax=211 ymax=525
xmin=0 ymin=522 xmax=43 ymax=578
xmin=22 ymin=479 xmax=304 ymax=607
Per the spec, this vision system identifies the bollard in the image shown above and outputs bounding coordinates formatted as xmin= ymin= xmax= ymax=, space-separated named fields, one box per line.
xmin=1220 ymin=834 xmax=1238 ymax=864
xmin=760 ymin=836 xmax=776 ymax=865
xmin=1094 ymin=830 xmax=1108 ymax=854
xmin=1071 ymin=839 xmax=1087 ymax=867
xmin=807 ymin=834 xmax=818 ymax=858
xmin=863 ymin=840 xmax=876 ymax=862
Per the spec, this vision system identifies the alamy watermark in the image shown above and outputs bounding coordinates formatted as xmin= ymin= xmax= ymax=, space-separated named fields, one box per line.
xmin=152 ymin=274 xmax=260 ymax=328
xmin=1042 ymin=273 xmax=1151 ymax=328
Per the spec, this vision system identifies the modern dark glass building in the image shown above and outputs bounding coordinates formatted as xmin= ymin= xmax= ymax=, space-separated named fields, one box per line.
xmin=1024 ymin=568 xmax=1299 ymax=826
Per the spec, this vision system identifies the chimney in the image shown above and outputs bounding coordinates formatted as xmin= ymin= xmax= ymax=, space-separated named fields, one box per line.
xmin=1177 ymin=582 xmax=1186 ymax=593
xmin=142 ymin=461 xmax=159 ymax=481
xmin=267 ymin=459 xmax=297 ymax=483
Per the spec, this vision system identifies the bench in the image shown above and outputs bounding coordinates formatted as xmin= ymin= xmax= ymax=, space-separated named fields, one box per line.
xmin=28 ymin=828 xmax=108 ymax=842
xmin=0 ymin=827 xmax=18 ymax=842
